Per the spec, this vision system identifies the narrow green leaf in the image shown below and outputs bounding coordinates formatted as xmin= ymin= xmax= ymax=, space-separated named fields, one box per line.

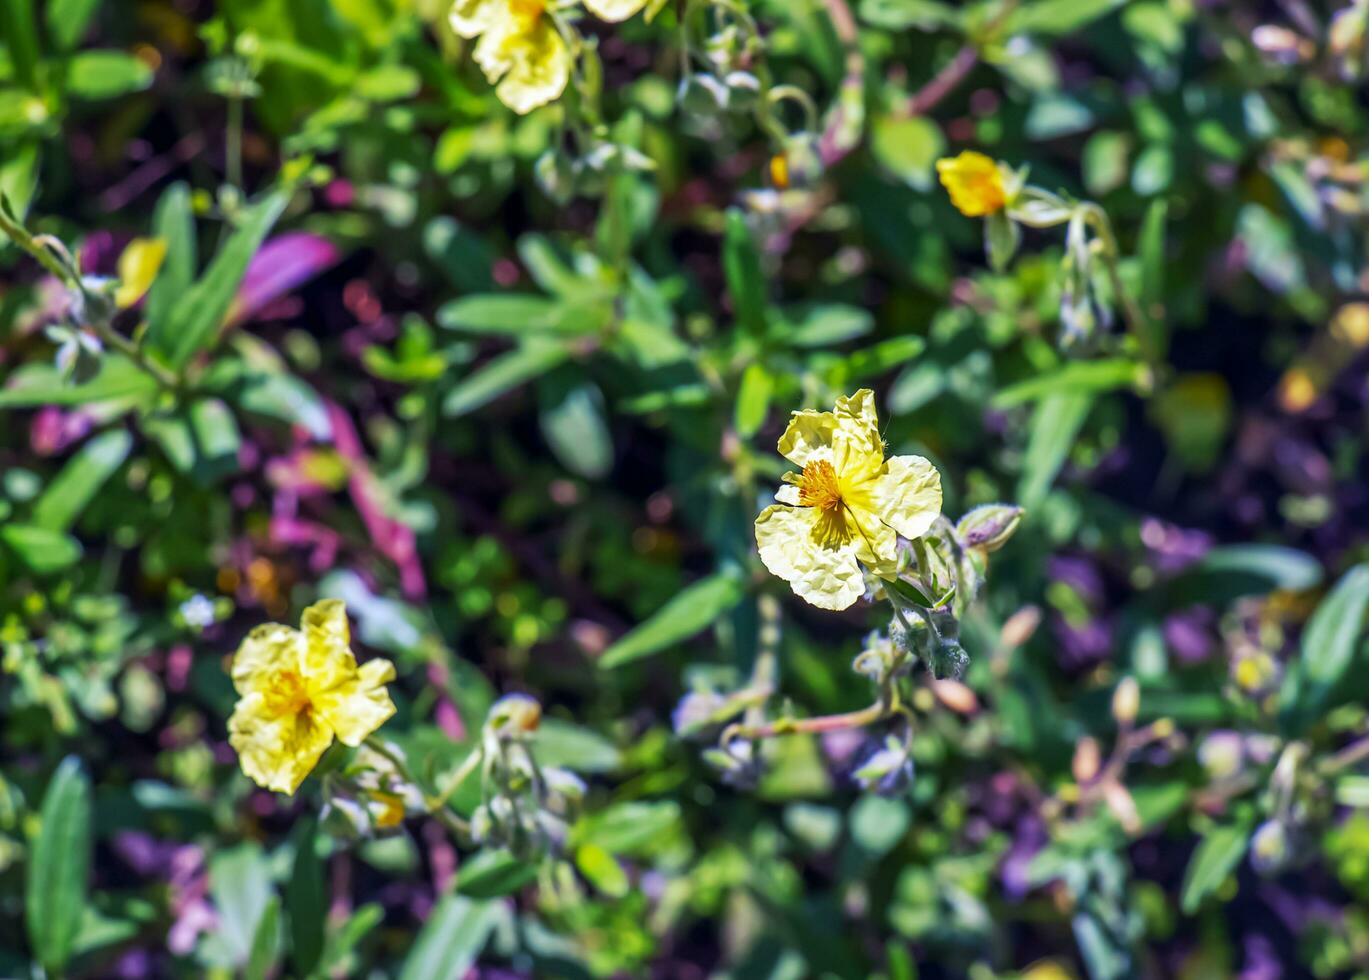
xmin=985 ymin=210 xmax=1021 ymax=271
xmin=1180 ymin=818 xmax=1252 ymax=914
xmin=65 ymin=50 xmax=154 ymax=100
xmin=455 ymin=850 xmax=539 ymax=899
xmin=31 ymin=429 xmax=132 ymax=531
xmin=722 ymin=208 xmax=768 ymax=336
xmin=159 ymin=190 xmax=289 ymax=369
xmin=0 ymin=523 xmax=82 ymax=573
xmin=0 ymin=356 xmax=158 ymax=407
xmin=540 ymin=381 xmax=613 ymax=479
xmin=397 ymin=895 xmax=496 ymax=980
xmin=734 ymin=362 xmax=773 ymax=437
xmin=319 ymin=903 xmax=384 ymax=976
xmin=25 ymin=757 xmax=93 ymax=974
xmin=1279 ymin=564 xmax=1369 ymax=737
xmin=285 ymin=819 xmax=325 ymax=976
xmin=1017 ymin=391 xmax=1091 ymax=508
xmin=993 ymin=359 xmax=1144 ymax=408
xmin=45 ymin=0 xmax=100 ymax=50
xmin=0 ymin=0 xmax=41 ymax=90
xmin=443 ymin=341 xmax=568 ymax=418
xmin=244 ymin=896 xmax=280 ymax=980
xmin=1009 ymin=0 xmax=1126 ymax=36
xmin=436 ymin=294 xmax=589 ymax=336
xmin=575 ymin=843 xmax=630 ymax=898
xmin=145 ymin=183 xmax=197 ymax=346
xmin=599 ymin=571 xmax=746 ymax=668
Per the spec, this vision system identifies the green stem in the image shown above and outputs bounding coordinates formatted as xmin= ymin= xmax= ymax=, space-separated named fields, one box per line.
xmin=365 ymin=735 xmax=473 ymax=838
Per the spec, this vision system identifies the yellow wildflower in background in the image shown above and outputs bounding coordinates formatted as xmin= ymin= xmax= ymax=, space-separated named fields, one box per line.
xmin=113 ymin=237 xmax=167 ymax=308
xmin=450 ymin=0 xmax=571 ymax=115
xmin=754 ymin=389 xmax=942 ymax=611
xmin=228 ymin=599 xmax=396 ymax=794
xmin=936 ymin=151 xmax=1009 ymax=217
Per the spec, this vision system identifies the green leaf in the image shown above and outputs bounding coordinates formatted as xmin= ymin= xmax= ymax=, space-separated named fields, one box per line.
xmin=573 ymin=800 xmax=683 ymax=855
xmin=443 ymin=341 xmax=569 ymax=417
xmin=1009 ymin=0 xmax=1126 ymax=36
xmin=209 ymin=842 xmax=274 ymax=966
xmin=456 ymin=850 xmax=539 ymax=899
xmin=785 ymin=304 xmax=875 ymax=347
xmin=0 ymin=0 xmax=41 ymax=90
xmin=398 ymin=895 xmax=496 ymax=980
xmin=1017 ymin=392 xmax=1091 ymax=508
xmin=599 ymin=570 xmax=746 ymax=668
xmin=734 ymin=362 xmax=773 ymax=437
xmin=722 ymin=208 xmax=768 ymax=336
xmin=189 ymin=397 xmax=242 ymax=483
xmin=436 ymin=294 xmax=598 ymax=336
xmin=31 ymin=429 xmax=132 ymax=532
xmin=575 ymin=843 xmax=630 ymax=898
xmin=0 ymin=356 xmax=158 ymax=407
xmin=0 ymin=141 xmax=39 ymax=221
xmin=65 ymin=50 xmax=154 ymax=99
xmin=985 ymin=210 xmax=1021 ymax=271
xmin=45 ymin=0 xmax=100 ymax=50
xmin=157 ymin=190 xmax=290 ymax=369
xmin=1279 ymin=565 xmax=1369 ymax=737
xmin=993 ymin=359 xmax=1144 ymax=408
xmin=1152 ymin=545 xmax=1322 ymax=610
xmin=145 ymin=183 xmax=197 ymax=344
xmin=244 ymin=896 xmax=281 ymax=980
xmin=531 ymin=718 xmax=621 ymax=773
xmin=285 ymin=819 xmax=325 ymax=977
xmin=540 ymin=381 xmax=613 ymax=479
xmin=319 ymin=903 xmax=384 ymax=976
xmin=25 ymin=757 xmax=93 ymax=974
xmin=1180 ymin=817 xmax=1252 ymax=914
xmin=871 ymin=114 xmax=944 ymax=191
xmin=0 ymin=523 xmax=82 ymax=573
xmin=1138 ymin=199 xmax=1168 ymax=357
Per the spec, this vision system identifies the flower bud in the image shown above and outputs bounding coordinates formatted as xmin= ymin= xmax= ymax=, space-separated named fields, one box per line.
xmin=1250 ymin=819 xmax=1289 ymax=874
xmin=1072 ymin=737 xmax=1102 ymax=783
xmin=1112 ymin=677 xmax=1140 ymax=727
xmin=486 ymin=693 xmax=542 ymax=739
xmin=956 ymin=504 xmax=1024 ymax=553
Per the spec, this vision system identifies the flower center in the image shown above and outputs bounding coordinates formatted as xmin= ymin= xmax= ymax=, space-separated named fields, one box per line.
xmin=798 ymin=459 xmax=843 ymax=512
xmin=509 ymin=0 xmax=544 ymax=21
xmin=264 ymin=669 xmax=312 ymax=718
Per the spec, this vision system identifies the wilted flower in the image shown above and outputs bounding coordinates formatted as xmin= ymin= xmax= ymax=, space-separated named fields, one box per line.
xmin=937 ymin=151 xmax=1010 ymax=217
xmin=850 ymin=733 xmax=914 ymax=795
xmin=113 ymin=237 xmax=166 ymax=308
xmin=754 ymin=389 xmax=942 ymax=610
xmin=450 ymin=0 xmax=572 ymax=114
xmin=228 ymin=600 xmax=396 ymax=794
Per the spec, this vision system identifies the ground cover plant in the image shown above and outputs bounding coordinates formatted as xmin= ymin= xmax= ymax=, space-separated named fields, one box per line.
xmin=3 ymin=0 xmax=1369 ymax=976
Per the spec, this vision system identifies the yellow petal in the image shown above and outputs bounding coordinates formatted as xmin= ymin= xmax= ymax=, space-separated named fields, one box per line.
xmin=229 ymin=692 xmax=334 ymax=795
xmin=841 ymin=499 xmax=900 ymax=572
xmin=114 ymin=237 xmax=167 ymax=308
xmin=492 ymin=18 xmax=570 ymax=114
xmin=755 ymin=504 xmax=865 ymax=610
xmin=230 ymin=624 xmax=304 ymax=696
xmin=777 ymin=388 xmax=882 ymax=471
xmin=868 ymin=454 xmax=943 ymax=541
xmin=583 ymin=0 xmax=648 ymax=20
xmin=450 ymin=0 xmax=500 ymax=37
xmin=936 ymin=151 xmax=1007 ymax=218
xmin=314 ymin=657 xmax=397 ymax=747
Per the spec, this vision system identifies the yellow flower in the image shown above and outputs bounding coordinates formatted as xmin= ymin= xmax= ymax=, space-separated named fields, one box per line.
xmin=228 ymin=600 xmax=396 ymax=795
xmin=450 ymin=0 xmax=571 ymax=115
xmin=754 ymin=390 xmax=942 ymax=610
xmin=936 ymin=151 xmax=1009 ymax=217
xmin=114 ymin=237 xmax=167 ymax=308
xmin=582 ymin=0 xmax=649 ymax=20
